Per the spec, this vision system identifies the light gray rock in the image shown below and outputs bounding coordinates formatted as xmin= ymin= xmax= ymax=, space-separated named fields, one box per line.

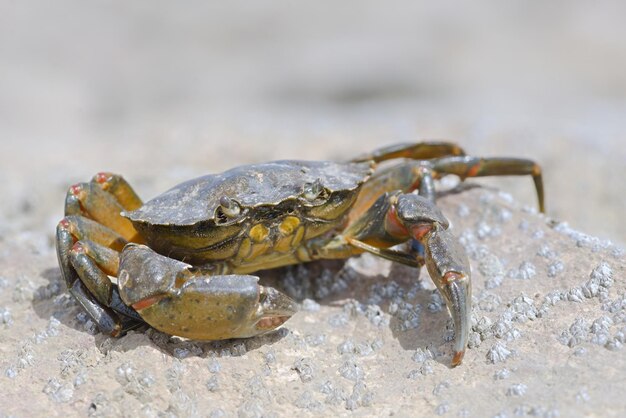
xmin=1 ymin=181 xmax=624 ymax=417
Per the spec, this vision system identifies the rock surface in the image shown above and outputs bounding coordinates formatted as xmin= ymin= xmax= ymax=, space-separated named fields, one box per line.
xmin=1 ymin=183 xmax=624 ymax=417
xmin=1 ymin=2 xmax=626 ymax=416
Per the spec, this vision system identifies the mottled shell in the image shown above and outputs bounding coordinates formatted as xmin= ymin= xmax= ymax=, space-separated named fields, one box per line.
xmin=124 ymin=160 xmax=373 ymax=226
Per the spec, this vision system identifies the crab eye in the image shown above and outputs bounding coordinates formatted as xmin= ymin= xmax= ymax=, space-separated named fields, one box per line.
xmin=219 ymin=196 xmax=240 ymax=217
xmin=302 ymin=179 xmax=328 ymax=202
xmin=217 ymin=196 xmax=241 ymax=219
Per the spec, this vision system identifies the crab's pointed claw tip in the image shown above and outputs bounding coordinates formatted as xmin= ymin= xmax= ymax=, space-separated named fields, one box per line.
xmin=255 ymin=286 xmax=299 ymax=331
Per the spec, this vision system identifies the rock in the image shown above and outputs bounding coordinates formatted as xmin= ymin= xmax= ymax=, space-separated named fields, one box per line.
xmin=1 ymin=184 xmax=624 ymax=417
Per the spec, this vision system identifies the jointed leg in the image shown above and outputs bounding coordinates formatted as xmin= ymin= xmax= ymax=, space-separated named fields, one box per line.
xmin=349 ymin=158 xmax=444 ymax=223
xmin=348 ymin=141 xmax=461 ymax=222
xmin=315 ymin=191 xmax=471 ymax=366
xmin=56 ymin=173 xmax=145 ymax=336
xmin=69 ymin=280 xmax=124 ymax=336
xmin=92 ymin=172 xmax=143 ymax=212
xmin=63 ymin=174 xmax=143 ymax=242
xmin=56 ymin=216 xmax=127 ymax=287
xmin=352 ymin=141 xmax=465 ymax=163
xmin=353 ymin=143 xmax=544 ymax=212
xmin=433 ymin=156 xmax=545 ymax=212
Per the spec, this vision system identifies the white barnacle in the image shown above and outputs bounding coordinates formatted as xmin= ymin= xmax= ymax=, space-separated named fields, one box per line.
xmin=506 ymin=383 xmax=528 ymax=397
xmin=486 ymin=341 xmax=512 ymax=364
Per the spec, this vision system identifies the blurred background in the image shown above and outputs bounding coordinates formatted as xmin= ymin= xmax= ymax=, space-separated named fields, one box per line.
xmin=1 ymin=0 xmax=624 ymax=245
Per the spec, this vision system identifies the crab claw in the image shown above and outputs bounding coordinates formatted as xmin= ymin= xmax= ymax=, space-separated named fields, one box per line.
xmin=256 ymin=286 xmax=300 ymax=332
xmin=423 ymin=226 xmax=471 ymax=367
xmin=118 ymin=244 xmax=299 ymax=340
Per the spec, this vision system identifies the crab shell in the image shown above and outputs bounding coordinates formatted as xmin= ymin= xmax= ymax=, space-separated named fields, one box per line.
xmin=122 ymin=160 xmax=374 ymax=267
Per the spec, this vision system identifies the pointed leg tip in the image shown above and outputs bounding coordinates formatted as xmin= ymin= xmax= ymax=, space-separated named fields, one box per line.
xmin=451 ymin=350 xmax=465 ymax=367
xmin=110 ymin=323 xmax=123 ymax=338
xmin=255 ymin=315 xmax=292 ymax=331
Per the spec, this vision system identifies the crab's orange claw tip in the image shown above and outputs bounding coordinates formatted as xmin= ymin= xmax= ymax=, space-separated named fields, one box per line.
xmin=451 ymin=350 xmax=465 ymax=367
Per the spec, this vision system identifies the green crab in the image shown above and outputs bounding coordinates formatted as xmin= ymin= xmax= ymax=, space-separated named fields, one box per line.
xmin=56 ymin=142 xmax=543 ymax=366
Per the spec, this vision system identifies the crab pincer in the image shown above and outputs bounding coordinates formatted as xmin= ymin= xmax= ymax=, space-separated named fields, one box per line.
xmin=117 ymin=244 xmax=299 ymax=340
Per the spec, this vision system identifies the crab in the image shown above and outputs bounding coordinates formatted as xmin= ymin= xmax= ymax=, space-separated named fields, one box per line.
xmin=56 ymin=142 xmax=543 ymax=366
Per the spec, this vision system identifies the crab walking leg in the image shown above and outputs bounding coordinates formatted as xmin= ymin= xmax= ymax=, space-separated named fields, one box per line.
xmin=63 ymin=239 xmax=137 ymax=335
xmin=68 ymin=240 xmax=142 ymax=323
xmin=69 ymin=280 xmax=125 ymax=336
xmin=56 ymin=216 xmax=143 ymax=335
xmin=391 ymin=194 xmax=471 ymax=365
xmin=69 ymin=242 xmax=115 ymax=306
xmin=117 ymin=244 xmax=299 ymax=340
xmin=68 ymin=279 xmax=142 ymax=336
xmin=421 ymin=226 xmax=471 ymax=366
xmin=58 ymin=173 xmax=140 ymax=287
xmin=73 ymin=239 xmax=120 ymax=276
xmin=349 ymin=161 xmax=424 ymax=223
xmin=65 ymin=181 xmax=141 ymax=242
xmin=322 ymin=192 xmax=471 ymax=366
xmin=56 ymin=173 xmax=147 ymax=335
xmin=433 ymin=156 xmax=545 ymax=213
xmin=348 ymin=155 xmax=445 ymax=226
xmin=352 ymin=141 xmax=466 ymax=163
xmin=91 ymin=172 xmax=143 ymax=211
xmin=56 ymin=216 xmax=128 ymax=288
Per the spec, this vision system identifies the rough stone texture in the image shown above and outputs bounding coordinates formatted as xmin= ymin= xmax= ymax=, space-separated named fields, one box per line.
xmin=1 ymin=182 xmax=624 ymax=417
xmin=2 ymin=2 xmax=626 ymax=417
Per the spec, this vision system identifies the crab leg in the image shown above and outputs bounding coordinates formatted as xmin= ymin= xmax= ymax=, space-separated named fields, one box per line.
xmin=56 ymin=217 xmax=143 ymax=331
xmin=72 ymin=240 xmax=120 ymax=276
xmin=69 ymin=280 xmax=124 ymax=336
xmin=433 ymin=156 xmax=545 ymax=212
xmin=56 ymin=216 xmax=127 ymax=287
xmin=421 ymin=226 xmax=471 ymax=365
xmin=64 ymin=180 xmax=141 ymax=242
xmin=352 ymin=141 xmax=465 ymax=163
xmin=70 ymin=241 xmax=115 ymax=306
xmin=387 ymin=193 xmax=471 ymax=366
xmin=349 ymin=160 xmax=442 ymax=223
xmin=318 ymin=191 xmax=471 ymax=366
xmin=91 ymin=172 xmax=143 ymax=211
xmin=56 ymin=173 xmax=145 ymax=336
xmin=117 ymin=244 xmax=299 ymax=340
